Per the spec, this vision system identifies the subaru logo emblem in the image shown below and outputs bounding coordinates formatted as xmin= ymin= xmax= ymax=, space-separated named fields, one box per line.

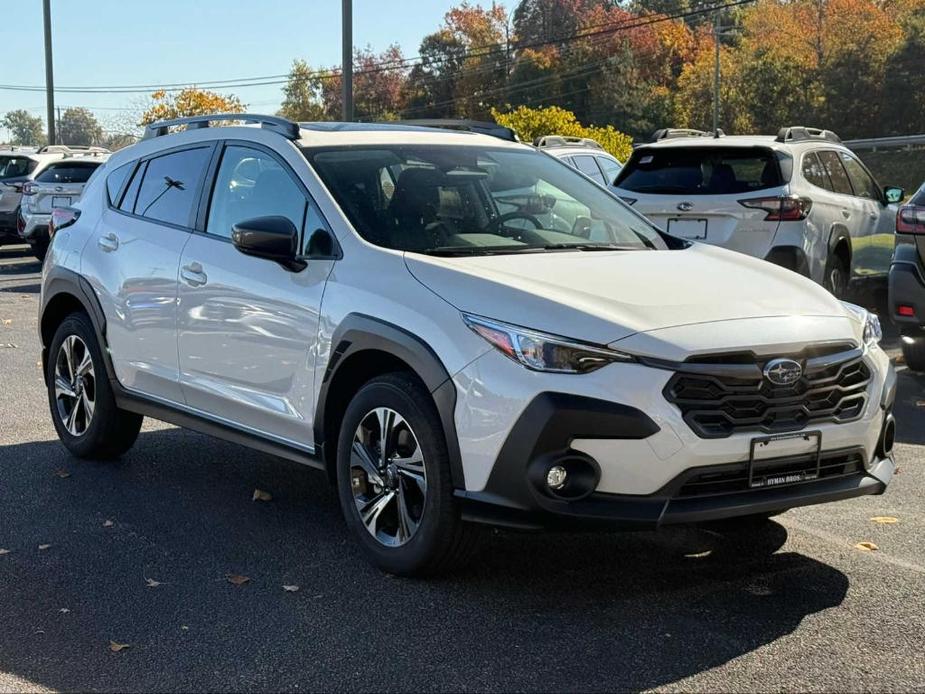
xmin=677 ymin=201 xmax=694 ymax=211
xmin=763 ymin=358 xmax=803 ymax=386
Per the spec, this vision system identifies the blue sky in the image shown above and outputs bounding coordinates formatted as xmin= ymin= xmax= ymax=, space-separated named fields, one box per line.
xmin=2 ymin=0 xmax=494 ymax=139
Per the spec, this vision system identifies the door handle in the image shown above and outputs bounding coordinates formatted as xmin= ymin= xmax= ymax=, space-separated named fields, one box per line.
xmin=97 ymin=233 xmax=119 ymax=252
xmin=180 ymin=262 xmax=208 ymax=287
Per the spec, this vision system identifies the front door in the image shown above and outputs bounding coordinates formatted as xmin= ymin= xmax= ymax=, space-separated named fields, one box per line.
xmin=177 ymin=143 xmax=333 ymax=448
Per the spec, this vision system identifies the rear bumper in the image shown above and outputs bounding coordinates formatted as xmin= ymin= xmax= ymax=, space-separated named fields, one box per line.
xmin=21 ymin=213 xmax=50 ymax=243
xmin=889 ymin=246 xmax=925 ymax=332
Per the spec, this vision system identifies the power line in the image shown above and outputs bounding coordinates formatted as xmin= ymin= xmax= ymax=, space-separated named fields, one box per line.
xmin=0 ymin=0 xmax=756 ymax=96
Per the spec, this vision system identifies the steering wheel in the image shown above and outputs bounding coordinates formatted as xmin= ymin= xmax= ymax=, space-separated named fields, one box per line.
xmin=494 ymin=211 xmax=542 ymax=237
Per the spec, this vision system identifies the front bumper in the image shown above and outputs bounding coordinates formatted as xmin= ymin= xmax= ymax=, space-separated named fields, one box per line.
xmin=453 ymin=344 xmax=895 ymax=530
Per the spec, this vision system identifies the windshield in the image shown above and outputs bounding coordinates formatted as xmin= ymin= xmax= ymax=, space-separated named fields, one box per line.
xmin=615 ymin=146 xmax=783 ymax=196
xmin=35 ymin=161 xmax=102 ymax=184
xmin=0 ymin=156 xmax=36 ymax=181
xmin=304 ymin=145 xmax=671 ymax=255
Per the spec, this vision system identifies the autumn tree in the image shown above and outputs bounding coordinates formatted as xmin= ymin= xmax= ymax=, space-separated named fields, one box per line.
xmin=278 ymin=59 xmax=325 ymax=121
xmin=320 ymin=45 xmax=408 ymax=120
xmin=139 ymin=88 xmax=245 ymax=126
xmin=2 ymin=110 xmax=45 ymax=146
xmin=58 ymin=107 xmax=104 ymax=146
xmin=881 ymin=8 xmax=925 ymax=134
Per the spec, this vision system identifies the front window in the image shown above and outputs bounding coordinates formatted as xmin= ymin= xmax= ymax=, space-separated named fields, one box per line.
xmin=615 ymin=146 xmax=783 ymax=196
xmin=304 ymin=145 xmax=671 ymax=255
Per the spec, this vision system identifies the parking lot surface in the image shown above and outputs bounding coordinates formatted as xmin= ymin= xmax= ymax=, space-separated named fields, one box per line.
xmin=1 ymin=244 xmax=923 ymax=693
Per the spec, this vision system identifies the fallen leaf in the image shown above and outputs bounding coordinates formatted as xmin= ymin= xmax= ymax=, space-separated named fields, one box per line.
xmin=0 ymin=548 xmax=10 ymax=555
xmin=252 ymin=489 xmax=272 ymax=502
xmin=38 ymin=544 xmax=51 ymax=551
xmin=145 ymin=578 xmax=162 ymax=588
xmin=53 ymin=469 xmax=70 ymax=479
xmin=180 ymin=625 xmax=189 ymax=631
xmin=916 ymin=401 xmax=925 ymax=408
xmin=282 ymin=584 xmax=300 ymax=592
xmin=102 ymin=520 xmax=114 ymax=528
xmin=870 ymin=516 xmax=899 ymax=524
xmin=894 ymin=353 xmax=906 ymax=365
xmin=59 ymin=608 xmax=70 ymax=614
xmin=1 ymin=319 xmax=11 ymax=325
xmin=855 ymin=541 xmax=879 ymax=551
xmin=0 ymin=343 xmax=18 ymax=349
xmin=109 ymin=641 xmax=131 ymax=653
xmin=227 ymin=574 xmax=250 ymax=586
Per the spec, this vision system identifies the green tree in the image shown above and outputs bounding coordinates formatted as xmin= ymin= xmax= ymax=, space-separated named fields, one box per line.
xmin=2 ymin=110 xmax=45 ymax=146
xmin=879 ymin=9 xmax=925 ymax=134
xmin=278 ymin=59 xmax=325 ymax=121
xmin=57 ymin=107 xmax=104 ymax=146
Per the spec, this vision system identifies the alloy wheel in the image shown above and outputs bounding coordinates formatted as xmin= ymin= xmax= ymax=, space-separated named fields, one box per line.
xmin=54 ymin=335 xmax=96 ymax=437
xmin=350 ymin=407 xmax=428 ymax=547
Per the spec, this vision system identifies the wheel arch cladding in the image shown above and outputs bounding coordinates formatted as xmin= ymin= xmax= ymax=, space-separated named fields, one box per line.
xmin=829 ymin=225 xmax=852 ymax=264
xmin=315 ymin=314 xmax=465 ymax=489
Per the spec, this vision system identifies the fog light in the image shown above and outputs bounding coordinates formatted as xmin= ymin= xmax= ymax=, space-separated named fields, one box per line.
xmin=546 ymin=465 xmax=568 ymax=490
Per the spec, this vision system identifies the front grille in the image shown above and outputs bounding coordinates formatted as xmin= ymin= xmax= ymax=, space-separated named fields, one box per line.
xmin=676 ymin=448 xmax=866 ymax=498
xmin=664 ymin=344 xmax=871 ymax=439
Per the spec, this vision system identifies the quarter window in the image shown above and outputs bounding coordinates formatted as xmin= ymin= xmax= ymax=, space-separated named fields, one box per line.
xmin=802 ymin=152 xmax=830 ymax=190
xmin=206 ymin=146 xmax=307 ymax=240
xmin=839 ymin=152 xmax=880 ymax=200
xmin=106 ymin=162 xmax=134 ymax=205
xmin=133 ymin=147 xmax=212 ymax=227
xmin=596 ymin=155 xmax=622 ymax=185
xmin=816 ymin=151 xmax=854 ymax=196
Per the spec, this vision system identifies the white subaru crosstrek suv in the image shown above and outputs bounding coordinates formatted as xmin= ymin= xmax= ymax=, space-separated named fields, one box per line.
xmin=39 ymin=114 xmax=897 ymax=575
xmin=612 ymin=127 xmax=904 ymax=297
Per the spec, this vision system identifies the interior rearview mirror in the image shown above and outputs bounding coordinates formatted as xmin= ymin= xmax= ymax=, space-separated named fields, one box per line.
xmin=231 ymin=216 xmax=306 ymax=271
xmin=884 ymin=186 xmax=904 ymax=204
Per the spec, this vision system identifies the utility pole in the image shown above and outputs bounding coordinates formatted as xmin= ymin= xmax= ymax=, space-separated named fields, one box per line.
xmin=712 ymin=7 xmax=720 ymax=134
xmin=43 ymin=0 xmax=56 ymax=145
xmin=342 ymin=0 xmax=353 ymax=122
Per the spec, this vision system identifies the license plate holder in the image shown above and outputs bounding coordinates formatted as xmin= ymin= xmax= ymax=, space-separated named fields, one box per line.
xmin=52 ymin=195 xmax=72 ymax=208
xmin=667 ymin=217 xmax=708 ymax=240
xmin=748 ymin=430 xmax=822 ymax=488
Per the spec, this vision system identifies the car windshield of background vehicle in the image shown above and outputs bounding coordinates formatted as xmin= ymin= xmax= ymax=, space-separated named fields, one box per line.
xmin=0 ymin=156 xmax=35 ymax=180
xmin=305 ymin=145 xmax=670 ymax=255
xmin=614 ymin=146 xmax=783 ymax=196
xmin=35 ymin=162 xmax=102 ymax=184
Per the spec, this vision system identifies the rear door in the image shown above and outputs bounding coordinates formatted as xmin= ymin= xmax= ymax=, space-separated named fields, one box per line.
xmin=837 ymin=150 xmax=894 ymax=276
xmin=82 ymin=144 xmax=214 ymax=403
xmin=613 ymin=145 xmax=788 ymax=259
xmin=572 ymin=154 xmax=607 ymax=186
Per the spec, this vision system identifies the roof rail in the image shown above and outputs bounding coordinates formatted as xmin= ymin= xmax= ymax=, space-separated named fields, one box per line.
xmin=390 ymin=119 xmax=518 ymax=142
xmin=141 ymin=113 xmax=300 ymax=141
xmin=775 ymin=126 xmax=841 ymax=144
xmin=533 ymin=135 xmax=603 ymax=150
xmin=650 ymin=128 xmax=724 ymax=142
xmin=36 ymin=144 xmax=111 ymax=155
xmin=0 ymin=145 xmax=37 ymax=153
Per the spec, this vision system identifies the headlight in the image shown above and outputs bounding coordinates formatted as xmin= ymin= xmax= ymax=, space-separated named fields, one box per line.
xmin=463 ymin=314 xmax=634 ymax=373
xmin=841 ymin=301 xmax=882 ymax=346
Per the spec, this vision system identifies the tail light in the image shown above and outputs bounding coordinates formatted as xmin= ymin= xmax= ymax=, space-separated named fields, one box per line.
xmin=16 ymin=212 xmax=26 ymax=235
xmin=21 ymin=182 xmax=36 ymax=196
xmin=739 ymin=195 xmax=813 ymax=221
xmin=896 ymin=205 xmax=925 ymax=234
xmin=49 ymin=207 xmax=80 ymax=238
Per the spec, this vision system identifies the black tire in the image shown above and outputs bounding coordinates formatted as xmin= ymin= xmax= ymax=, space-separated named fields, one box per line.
xmin=902 ymin=337 xmax=925 ymax=373
xmin=31 ymin=241 xmax=48 ymax=262
xmin=823 ymin=251 xmax=850 ymax=298
xmin=46 ymin=312 xmax=143 ymax=459
xmin=336 ymin=372 xmax=482 ymax=576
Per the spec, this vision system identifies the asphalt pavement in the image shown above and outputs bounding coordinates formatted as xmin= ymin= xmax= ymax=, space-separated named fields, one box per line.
xmin=1 ymin=244 xmax=923 ymax=693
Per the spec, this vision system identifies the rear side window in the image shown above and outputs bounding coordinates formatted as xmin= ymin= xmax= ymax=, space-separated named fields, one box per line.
xmin=106 ymin=162 xmax=134 ymax=205
xmin=615 ymin=146 xmax=783 ymax=195
xmin=838 ymin=152 xmax=880 ymax=200
xmin=573 ymin=155 xmax=606 ymax=185
xmin=802 ymin=152 xmax=830 ymax=190
xmin=0 ymin=156 xmax=37 ymax=180
xmin=35 ymin=161 xmax=102 ymax=184
xmin=911 ymin=184 xmax=925 ymax=206
xmin=596 ymin=155 xmax=621 ymax=185
xmin=816 ymin=151 xmax=853 ymax=195
xmin=133 ymin=147 xmax=211 ymax=227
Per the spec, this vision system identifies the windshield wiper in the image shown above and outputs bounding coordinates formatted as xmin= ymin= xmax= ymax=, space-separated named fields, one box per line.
xmin=416 ymin=244 xmax=541 ymax=257
xmin=540 ymin=243 xmax=645 ymax=251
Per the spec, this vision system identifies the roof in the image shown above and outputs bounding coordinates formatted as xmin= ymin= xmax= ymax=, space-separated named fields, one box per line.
xmin=545 ymin=146 xmax=621 ymax=160
xmin=634 ymin=134 xmax=849 ymax=153
xmin=296 ymin=121 xmax=527 ymax=149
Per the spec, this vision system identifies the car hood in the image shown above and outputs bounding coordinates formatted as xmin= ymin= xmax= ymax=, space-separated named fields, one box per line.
xmin=404 ymin=244 xmax=850 ymax=345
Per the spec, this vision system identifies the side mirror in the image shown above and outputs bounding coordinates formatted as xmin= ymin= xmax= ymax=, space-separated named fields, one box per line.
xmin=231 ymin=216 xmax=306 ymax=271
xmin=884 ymin=186 xmax=904 ymax=204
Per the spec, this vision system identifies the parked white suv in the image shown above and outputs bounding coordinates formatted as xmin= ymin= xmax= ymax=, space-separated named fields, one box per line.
xmin=612 ymin=127 xmax=904 ymax=297
xmin=535 ymin=135 xmax=623 ymax=187
xmin=40 ymin=115 xmax=896 ymax=575
xmin=20 ymin=150 xmax=109 ymax=260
